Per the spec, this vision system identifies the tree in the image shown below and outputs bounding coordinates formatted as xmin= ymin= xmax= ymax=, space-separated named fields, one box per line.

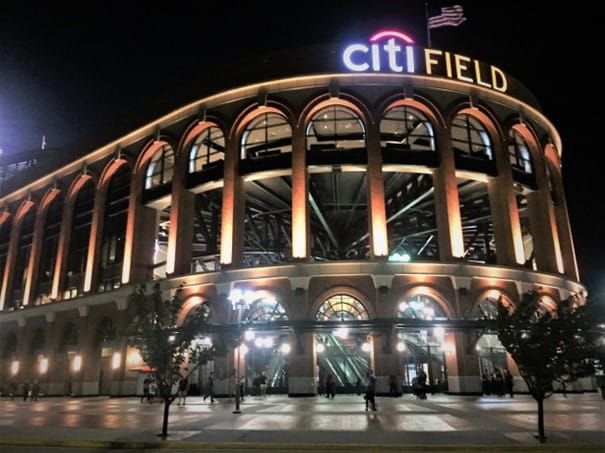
xmin=127 ymin=283 xmax=211 ymax=438
xmin=496 ymin=291 xmax=598 ymax=442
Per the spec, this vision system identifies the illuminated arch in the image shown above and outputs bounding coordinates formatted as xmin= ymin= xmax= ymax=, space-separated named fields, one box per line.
xmin=472 ymin=289 xmax=515 ymax=319
xmin=508 ymin=122 xmax=541 ymax=175
xmin=240 ymin=111 xmax=292 ymax=160
xmin=186 ymin=124 xmax=225 ymax=173
xmin=98 ymin=157 xmax=132 ymax=192
xmin=244 ymin=296 xmax=288 ymax=322
xmin=396 ymin=286 xmax=454 ymax=319
xmin=315 ymin=294 xmax=370 ymax=321
xmin=450 ymin=109 xmax=495 ymax=161
xmin=305 ymin=102 xmax=366 ymax=152
xmin=36 ymin=187 xmax=62 ymax=219
xmin=177 ymin=295 xmax=211 ymax=326
xmin=380 ymin=102 xmax=436 ymax=152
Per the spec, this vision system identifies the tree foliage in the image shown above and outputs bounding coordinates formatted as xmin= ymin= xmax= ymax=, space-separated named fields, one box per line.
xmin=127 ymin=282 xmax=211 ymax=437
xmin=496 ymin=291 xmax=598 ymax=441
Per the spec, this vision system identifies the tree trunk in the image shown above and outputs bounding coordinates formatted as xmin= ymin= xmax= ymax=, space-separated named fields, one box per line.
xmin=536 ymin=397 xmax=546 ymax=442
xmin=161 ymin=397 xmax=171 ymax=438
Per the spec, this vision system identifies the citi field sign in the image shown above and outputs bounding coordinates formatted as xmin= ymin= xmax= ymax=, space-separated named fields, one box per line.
xmin=342 ymin=29 xmax=508 ymax=93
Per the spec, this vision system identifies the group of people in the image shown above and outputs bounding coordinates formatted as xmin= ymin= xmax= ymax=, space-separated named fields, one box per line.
xmin=141 ymin=375 xmax=159 ymax=404
xmin=411 ymin=369 xmax=428 ymax=399
xmin=0 ymin=380 xmax=41 ymax=401
xmin=481 ymin=368 xmax=514 ymax=397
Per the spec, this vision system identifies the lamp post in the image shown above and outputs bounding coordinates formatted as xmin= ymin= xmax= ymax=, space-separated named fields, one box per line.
xmin=228 ymin=289 xmax=253 ymax=414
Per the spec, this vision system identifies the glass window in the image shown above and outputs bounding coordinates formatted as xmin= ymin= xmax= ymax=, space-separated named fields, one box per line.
xmin=451 ymin=114 xmax=492 ymax=160
xmin=398 ymin=295 xmax=447 ymax=320
xmin=316 ymin=294 xmax=369 ymax=321
xmin=507 ymin=128 xmax=533 ymax=174
xmin=189 ymin=127 xmax=225 ymax=173
xmin=306 ymin=106 xmax=365 ymax=151
xmin=380 ymin=106 xmax=435 ymax=151
xmin=145 ymin=145 xmax=174 ymax=189
xmin=245 ymin=297 xmax=288 ymax=322
xmin=241 ymin=113 xmax=292 ymax=160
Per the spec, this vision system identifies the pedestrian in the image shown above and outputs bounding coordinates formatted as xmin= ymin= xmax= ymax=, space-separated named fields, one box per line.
xmin=239 ymin=374 xmax=245 ymax=402
xmin=9 ymin=379 xmax=17 ymax=400
xmin=177 ymin=375 xmax=188 ymax=405
xmin=141 ymin=375 xmax=151 ymax=403
xmin=325 ymin=374 xmax=335 ymax=399
xmin=228 ymin=369 xmax=236 ymax=399
xmin=148 ymin=379 xmax=157 ymax=403
xmin=203 ymin=371 xmax=215 ymax=403
xmin=31 ymin=380 xmax=40 ymax=402
xmin=503 ymin=369 xmax=514 ymax=398
xmin=364 ymin=369 xmax=377 ymax=411
xmin=259 ymin=372 xmax=267 ymax=398
xmin=481 ymin=372 xmax=490 ymax=395
xmin=388 ymin=374 xmax=398 ymax=397
xmin=22 ymin=381 xmax=30 ymax=402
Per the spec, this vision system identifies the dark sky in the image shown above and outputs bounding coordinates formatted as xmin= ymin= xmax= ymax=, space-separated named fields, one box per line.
xmin=0 ymin=1 xmax=602 ymax=299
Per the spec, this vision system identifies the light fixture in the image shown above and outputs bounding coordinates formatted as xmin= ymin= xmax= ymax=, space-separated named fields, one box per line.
xmin=112 ymin=352 xmax=121 ymax=370
xmin=396 ymin=342 xmax=406 ymax=352
xmin=39 ymin=357 xmax=49 ymax=374
xmin=10 ymin=360 xmax=19 ymax=376
xmin=244 ymin=330 xmax=256 ymax=341
xmin=72 ymin=355 xmax=82 ymax=372
xmin=280 ymin=343 xmax=291 ymax=354
xmin=361 ymin=342 xmax=372 ymax=353
xmin=316 ymin=343 xmax=325 ymax=353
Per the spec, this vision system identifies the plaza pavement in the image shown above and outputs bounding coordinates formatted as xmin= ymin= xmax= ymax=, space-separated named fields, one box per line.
xmin=0 ymin=392 xmax=603 ymax=451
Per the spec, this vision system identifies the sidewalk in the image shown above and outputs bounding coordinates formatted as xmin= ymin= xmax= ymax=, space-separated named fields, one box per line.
xmin=0 ymin=392 xmax=603 ymax=451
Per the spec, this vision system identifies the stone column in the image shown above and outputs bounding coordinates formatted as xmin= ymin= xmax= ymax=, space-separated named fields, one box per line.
xmin=122 ymin=176 xmax=157 ymax=284
xmin=526 ymin=152 xmax=562 ymax=274
xmin=433 ymin=128 xmax=464 ymax=260
xmin=291 ymin=124 xmax=309 ymax=259
xmin=373 ymin=329 xmax=399 ymax=395
xmin=366 ymin=120 xmax=389 ymax=258
xmin=288 ymin=332 xmax=316 ymax=396
xmin=220 ymin=139 xmax=244 ymax=266
xmin=446 ymin=331 xmax=481 ymax=394
xmin=167 ymin=151 xmax=195 ymax=276
xmin=84 ymin=188 xmax=107 ymax=293
xmin=487 ymin=141 xmax=524 ymax=266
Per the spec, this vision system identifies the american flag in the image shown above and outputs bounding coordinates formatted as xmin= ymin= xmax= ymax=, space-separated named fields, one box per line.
xmin=428 ymin=5 xmax=467 ymax=29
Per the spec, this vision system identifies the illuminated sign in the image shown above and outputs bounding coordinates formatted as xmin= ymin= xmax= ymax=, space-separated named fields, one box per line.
xmin=342 ymin=29 xmax=508 ymax=93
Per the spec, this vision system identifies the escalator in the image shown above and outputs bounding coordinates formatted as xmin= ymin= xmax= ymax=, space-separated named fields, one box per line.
xmin=317 ymin=334 xmax=369 ymax=391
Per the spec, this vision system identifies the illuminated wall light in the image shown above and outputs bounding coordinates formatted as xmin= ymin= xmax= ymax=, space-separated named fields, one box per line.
xmin=127 ymin=350 xmax=142 ymax=366
xmin=10 ymin=360 xmax=19 ymax=376
xmin=361 ymin=342 xmax=372 ymax=353
xmin=112 ymin=352 xmax=121 ymax=370
xmin=280 ymin=343 xmax=291 ymax=354
xmin=254 ymin=337 xmax=264 ymax=348
xmin=39 ymin=357 xmax=49 ymax=374
xmin=396 ymin=342 xmax=406 ymax=352
xmin=72 ymin=355 xmax=82 ymax=372
xmin=316 ymin=343 xmax=325 ymax=353
xmin=240 ymin=344 xmax=249 ymax=355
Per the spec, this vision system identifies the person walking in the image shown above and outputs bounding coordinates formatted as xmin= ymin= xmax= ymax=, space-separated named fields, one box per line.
xmin=203 ymin=371 xmax=215 ymax=403
xmin=259 ymin=372 xmax=267 ymax=398
xmin=503 ymin=369 xmax=514 ymax=398
xmin=31 ymin=380 xmax=40 ymax=402
xmin=177 ymin=376 xmax=189 ymax=405
xmin=148 ymin=379 xmax=157 ymax=404
xmin=325 ymin=374 xmax=335 ymax=399
xmin=22 ymin=381 xmax=30 ymax=402
xmin=141 ymin=375 xmax=151 ymax=403
xmin=364 ymin=370 xmax=377 ymax=411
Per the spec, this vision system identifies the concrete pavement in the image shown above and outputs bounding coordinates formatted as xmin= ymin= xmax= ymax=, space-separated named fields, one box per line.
xmin=0 ymin=392 xmax=603 ymax=451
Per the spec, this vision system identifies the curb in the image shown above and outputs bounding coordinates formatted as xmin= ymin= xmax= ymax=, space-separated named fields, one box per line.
xmin=1 ymin=439 xmax=604 ymax=451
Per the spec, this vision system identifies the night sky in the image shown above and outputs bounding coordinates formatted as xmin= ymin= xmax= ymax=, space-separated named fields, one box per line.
xmin=0 ymin=1 xmax=602 ymax=300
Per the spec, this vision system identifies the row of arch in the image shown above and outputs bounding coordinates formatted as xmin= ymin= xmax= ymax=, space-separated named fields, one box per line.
xmin=143 ymin=98 xmax=547 ymax=192
xmin=0 ymin=90 xmax=573 ymax=311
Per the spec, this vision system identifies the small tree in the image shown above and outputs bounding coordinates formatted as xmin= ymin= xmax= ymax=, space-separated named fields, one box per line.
xmin=496 ymin=291 xmax=597 ymax=442
xmin=128 ymin=283 xmax=211 ymax=438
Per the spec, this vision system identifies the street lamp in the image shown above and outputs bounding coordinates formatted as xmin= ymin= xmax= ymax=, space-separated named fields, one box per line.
xmin=228 ymin=289 xmax=254 ymax=414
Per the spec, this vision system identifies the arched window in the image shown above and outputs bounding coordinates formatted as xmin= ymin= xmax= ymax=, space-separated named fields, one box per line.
xmin=306 ymin=105 xmax=365 ymax=151
xmin=64 ymin=180 xmax=94 ymax=300
xmin=477 ymin=297 xmax=501 ymax=320
xmin=99 ymin=165 xmax=130 ymax=292
xmin=316 ymin=294 xmax=369 ymax=321
xmin=398 ymin=294 xmax=447 ymax=320
xmin=245 ymin=297 xmax=288 ymax=322
xmin=507 ymin=128 xmax=533 ymax=174
xmin=35 ymin=194 xmax=63 ymax=304
xmin=451 ymin=114 xmax=492 ymax=160
xmin=241 ymin=113 xmax=292 ymax=160
xmin=145 ymin=144 xmax=174 ymax=189
xmin=380 ymin=106 xmax=435 ymax=151
xmin=189 ymin=127 xmax=225 ymax=172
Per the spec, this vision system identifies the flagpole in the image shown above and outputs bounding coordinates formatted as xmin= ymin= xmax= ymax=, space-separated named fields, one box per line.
xmin=425 ymin=1 xmax=432 ymax=47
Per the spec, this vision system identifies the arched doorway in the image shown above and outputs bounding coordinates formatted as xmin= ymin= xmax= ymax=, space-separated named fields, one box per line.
xmin=397 ymin=295 xmax=448 ymax=393
xmin=315 ymin=294 xmax=371 ymax=394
